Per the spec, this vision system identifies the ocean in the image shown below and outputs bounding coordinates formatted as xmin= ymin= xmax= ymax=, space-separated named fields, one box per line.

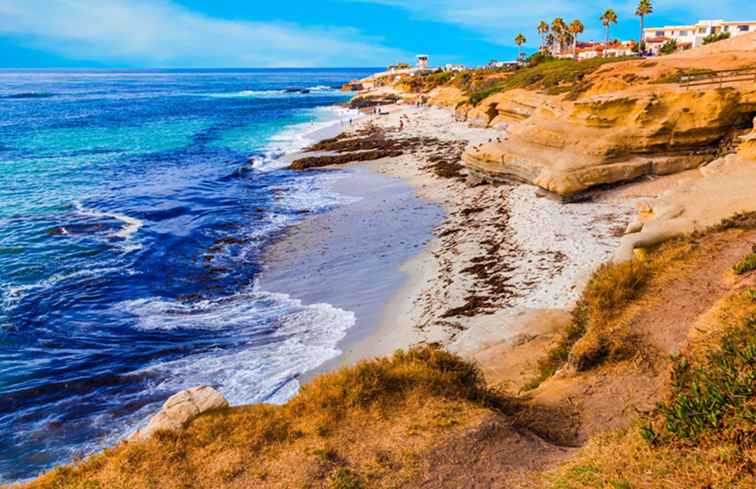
xmin=0 ymin=68 xmax=379 ymax=481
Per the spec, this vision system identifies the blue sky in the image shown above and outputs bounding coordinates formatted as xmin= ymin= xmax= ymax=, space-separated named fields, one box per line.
xmin=0 ymin=1 xmax=749 ymax=68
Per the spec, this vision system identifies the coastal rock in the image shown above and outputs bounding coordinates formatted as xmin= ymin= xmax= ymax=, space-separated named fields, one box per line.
xmin=128 ymin=386 xmax=228 ymax=442
xmin=464 ymin=87 xmax=756 ymax=197
xmin=349 ymin=93 xmax=400 ymax=110
xmin=462 ymin=34 xmax=756 ymax=198
xmin=427 ymin=86 xmax=468 ymax=110
xmin=614 ymin=152 xmax=756 ymax=261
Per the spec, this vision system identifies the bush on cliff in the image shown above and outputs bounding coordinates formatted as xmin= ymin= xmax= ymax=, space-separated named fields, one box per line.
xmin=733 ymin=247 xmax=756 ymax=275
xmin=529 ymin=212 xmax=756 ymax=387
xmin=525 ymin=259 xmax=649 ymax=388
xmin=549 ymin=305 xmax=756 ymax=489
xmin=21 ymin=347 xmax=511 ymax=489
xmin=467 ymin=56 xmax=632 ymax=105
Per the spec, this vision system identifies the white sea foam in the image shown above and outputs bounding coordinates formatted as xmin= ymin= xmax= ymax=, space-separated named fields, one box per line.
xmin=1 ymin=266 xmax=131 ymax=308
xmin=205 ymin=89 xmax=285 ymax=98
xmin=254 ymin=105 xmax=362 ymax=172
xmin=73 ymin=200 xmax=144 ymax=241
xmin=119 ymin=285 xmax=355 ymax=405
xmin=205 ymin=86 xmax=338 ymax=99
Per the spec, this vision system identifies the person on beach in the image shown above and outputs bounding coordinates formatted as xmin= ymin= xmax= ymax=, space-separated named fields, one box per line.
xmin=399 ymin=119 xmax=404 ymax=131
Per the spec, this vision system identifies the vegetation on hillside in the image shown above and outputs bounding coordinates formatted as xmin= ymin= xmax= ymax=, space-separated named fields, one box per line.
xmin=398 ymin=53 xmax=631 ymax=106
xmin=659 ymin=39 xmax=678 ymax=55
xmin=470 ymin=56 xmax=634 ymax=103
xmin=549 ymin=290 xmax=756 ymax=489
xmin=733 ymin=247 xmax=756 ymax=275
xmin=704 ymin=32 xmax=732 ymax=45
xmin=528 ymin=212 xmax=756 ymax=389
xmin=20 ymin=347 xmax=515 ymax=489
xmin=524 ymin=259 xmax=649 ymax=389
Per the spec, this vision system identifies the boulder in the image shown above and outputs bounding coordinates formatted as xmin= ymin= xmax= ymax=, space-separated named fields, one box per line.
xmin=128 ymin=386 xmax=229 ymax=442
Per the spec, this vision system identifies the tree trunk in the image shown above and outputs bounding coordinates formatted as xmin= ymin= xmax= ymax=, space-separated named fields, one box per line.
xmin=640 ymin=16 xmax=645 ymax=54
xmin=605 ymin=28 xmax=610 ymax=58
xmin=573 ymin=36 xmax=577 ymax=59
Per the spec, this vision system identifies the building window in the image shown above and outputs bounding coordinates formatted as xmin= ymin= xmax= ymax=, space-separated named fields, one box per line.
xmin=679 ymin=30 xmax=688 ymax=36
xmin=739 ymin=25 xmax=750 ymax=32
xmin=656 ymin=31 xmax=664 ymax=37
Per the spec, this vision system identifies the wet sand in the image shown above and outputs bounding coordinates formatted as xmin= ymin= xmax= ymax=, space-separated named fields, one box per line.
xmin=258 ymin=165 xmax=443 ymax=378
xmin=262 ymin=102 xmax=636 ymax=378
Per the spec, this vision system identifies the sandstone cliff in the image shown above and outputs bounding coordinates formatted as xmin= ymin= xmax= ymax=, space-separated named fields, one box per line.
xmin=462 ymin=33 xmax=756 ymax=198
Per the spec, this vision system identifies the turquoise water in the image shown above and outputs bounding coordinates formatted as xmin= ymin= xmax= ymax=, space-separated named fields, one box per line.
xmin=0 ymin=68 xmax=377 ymax=481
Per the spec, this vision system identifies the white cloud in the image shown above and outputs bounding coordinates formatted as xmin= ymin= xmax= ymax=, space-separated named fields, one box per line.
xmin=0 ymin=0 xmax=404 ymax=67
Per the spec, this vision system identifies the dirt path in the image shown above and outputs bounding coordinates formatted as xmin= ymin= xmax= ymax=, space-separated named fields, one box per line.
xmin=630 ymin=229 xmax=756 ymax=359
xmin=530 ymin=228 xmax=756 ymax=443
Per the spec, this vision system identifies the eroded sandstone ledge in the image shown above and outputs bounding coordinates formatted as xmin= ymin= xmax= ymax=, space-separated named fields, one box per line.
xmin=459 ymin=33 xmax=756 ymax=198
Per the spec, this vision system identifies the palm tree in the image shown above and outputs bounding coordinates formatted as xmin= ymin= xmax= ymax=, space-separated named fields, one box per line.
xmin=515 ymin=33 xmax=527 ymax=61
xmin=569 ymin=19 xmax=585 ymax=59
xmin=538 ymin=21 xmax=550 ymax=52
xmin=600 ymin=9 xmax=619 ymax=57
xmin=636 ymin=0 xmax=654 ymax=54
xmin=551 ymin=17 xmax=568 ymax=55
xmin=545 ymin=32 xmax=557 ymax=54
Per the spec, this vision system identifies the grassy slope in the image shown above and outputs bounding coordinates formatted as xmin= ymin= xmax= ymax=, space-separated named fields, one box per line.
xmin=19 ymin=349 xmax=516 ymax=489
xmin=17 ymin=215 xmax=756 ymax=489
xmin=547 ymin=294 xmax=756 ymax=489
xmin=398 ymin=56 xmax=633 ymax=106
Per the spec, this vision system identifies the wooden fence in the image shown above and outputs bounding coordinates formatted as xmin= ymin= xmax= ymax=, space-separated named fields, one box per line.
xmin=680 ymin=67 xmax=756 ymax=89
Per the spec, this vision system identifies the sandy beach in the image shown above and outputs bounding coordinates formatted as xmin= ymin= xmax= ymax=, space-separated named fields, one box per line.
xmin=264 ymin=102 xmax=638 ymax=370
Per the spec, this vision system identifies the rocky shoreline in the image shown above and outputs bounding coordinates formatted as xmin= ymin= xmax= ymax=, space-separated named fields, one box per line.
xmin=307 ymin=104 xmax=636 ymax=360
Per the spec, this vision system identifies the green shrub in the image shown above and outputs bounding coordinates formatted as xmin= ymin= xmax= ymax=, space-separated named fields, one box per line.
xmin=659 ymin=40 xmax=678 ymax=55
xmin=652 ymin=317 xmax=756 ymax=443
xmin=331 ymin=468 xmax=363 ymax=489
xmin=703 ymin=32 xmax=731 ymax=45
xmin=733 ymin=248 xmax=756 ymax=275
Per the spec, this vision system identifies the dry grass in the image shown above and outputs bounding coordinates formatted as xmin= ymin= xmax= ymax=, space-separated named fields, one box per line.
xmin=546 ymin=289 xmax=756 ymax=489
xmin=529 ymin=212 xmax=756 ymax=386
xmin=17 ymin=347 xmax=512 ymax=489
xmin=525 ymin=259 xmax=649 ymax=388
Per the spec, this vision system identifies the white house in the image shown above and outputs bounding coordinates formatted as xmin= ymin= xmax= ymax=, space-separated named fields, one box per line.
xmin=416 ymin=55 xmax=429 ymax=69
xmin=553 ymin=41 xmax=637 ymax=60
xmin=487 ymin=60 xmax=519 ymax=69
xmin=643 ymin=19 xmax=756 ymax=52
xmin=443 ymin=64 xmax=466 ymax=72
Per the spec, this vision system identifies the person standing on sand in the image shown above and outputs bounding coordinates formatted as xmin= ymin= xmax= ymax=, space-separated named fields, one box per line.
xmin=400 ymin=119 xmax=404 ymax=131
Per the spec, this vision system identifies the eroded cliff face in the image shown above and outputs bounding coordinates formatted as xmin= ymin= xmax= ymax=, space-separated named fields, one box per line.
xmin=461 ymin=33 xmax=756 ymax=197
xmin=464 ymin=87 xmax=756 ymax=196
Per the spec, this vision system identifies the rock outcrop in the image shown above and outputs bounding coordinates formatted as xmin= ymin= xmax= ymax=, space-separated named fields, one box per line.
xmin=614 ymin=147 xmax=756 ymax=262
xmin=462 ymin=33 xmax=756 ymax=198
xmin=463 ymin=86 xmax=756 ymax=198
xmin=128 ymin=386 xmax=228 ymax=441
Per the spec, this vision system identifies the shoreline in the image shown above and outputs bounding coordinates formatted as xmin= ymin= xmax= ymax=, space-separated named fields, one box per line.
xmin=257 ymin=163 xmax=442 ymax=382
xmin=265 ymin=102 xmax=638 ymax=375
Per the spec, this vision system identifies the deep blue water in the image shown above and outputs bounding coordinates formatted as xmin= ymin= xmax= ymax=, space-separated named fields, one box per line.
xmin=0 ymin=68 xmax=377 ymax=482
